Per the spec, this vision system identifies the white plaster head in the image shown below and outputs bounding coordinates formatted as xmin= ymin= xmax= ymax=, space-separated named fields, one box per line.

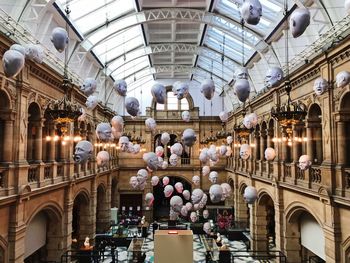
xmin=96 ymin=151 xmax=110 ymax=167
xmin=23 ymin=44 xmax=44 ymax=63
xmin=200 ymin=79 xmax=215 ymax=100
xmin=226 ymin=146 xmax=233 ymax=157
xmin=209 ymin=171 xmax=219 ymax=184
xmin=169 ymin=154 xmax=179 ymax=166
xmin=78 ymin=108 xmax=87 ymax=122
xmin=145 ymin=193 xmax=154 ymax=206
xmin=182 ymin=128 xmax=196 ymax=147
xmin=113 ymin=79 xmax=127 ymax=97
xmin=145 ymin=118 xmax=157 ymax=131
xmin=161 ymin=132 xmax=170 ymax=145
xmin=85 ymin=95 xmax=99 ymax=110
xmin=190 ymin=211 xmax=198 ymax=223
xmin=2 ymin=49 xmax=25 ymax=78
xmin=313 ymin=77 xmax=328 ymax=96
xmin=96 ymin=122 xmax=112 ymax=142
xmin=192 ymin=175 xmax=200 ymax=186
xmin=182 ymin=111 xmax=190 ymax=122
xmin=180 ymin=205 xmax=189 ymax=217
xmin=240 ymin=0 xmax=262 ymax=25
xmin=111 ymin=127 xmax=122 ymax=140
xmin=185 ymin=201 xmax=193 ymax=211
xmin=133 ymin=144 xmax=141 ymax=154
xmin=155 ymin=146 xmax=164 ymax=157
xmin=164 ymin=185 xmax=174 ymax=198
xmin=264 ymin=147 xmax=276 ymax=161
xmin=111 ymin=115 xmax=124 ymax=131
xmin=174 ymin=82 xmax=189 ymax=100
xmin=137 ymin=169 xmax=148 ymax=185
xmin=50 ymin=27 xmax=69 ymax=53
xmin=243 ymin=113 xmax=258 ymax=129
xmin=336 ymin=71 xmax=350 ymax=88
xmin=126 ymin=142 xmax=135 ymax=154
xmin=209 ymin=184 xmax=223 ymax=203
xmin=208 ymin=145 xmax=218 ymax=162
xmin=151 ymin=83 xmax=166 ymax=104
xmin=234 ymin=79 xmax=251 ymax=103
xmin=219 ymin=111 xmax=229 ymax=123
xmin=171 ymin=143 xmax=183 ymax=156
xmin=289 ymin=8 xmax=311 ymax=38
xmin=169 ymin=208 xmax=179 ymax=220
xmin=81 ymin=78 xmax=97 ymax=96
xmin=234 ymin=67 xmax=249 ymax=80
xmin=129 ymin=176 xmax=139 ymax=189
xmin=161 ymin=161 xmax=168 ymax=169
xmin=162 ymin=176 xmax=170 ymax=186
xmin=151 ymin=175 xmax=159 ymax=186
xmin=175 ymin=182 xmax=184 ymax=193
xmin=143 ymin=152 xmax=159 ymax=171
xmin=240 ymin=144 xmax=251 ymax=160
xmin=298 ymin=154 xmax=312 ymax=170
xmin=202 ymin=165 xmax=210 ymax=176
xmin=197 ymin=193 xmax=208 ymax=209
xmin=226 ymin=136 xmax=233 ymax=144
xmin=191 ymin=188 xmax=204 ymax=204
xmin=243 ymin=186 xmax=258 ymax=204
xmin=203 ymin=209 xmax=209 ymax=219
xmin=199 ymin=148 xmax=209 ymax=163
xmin=346 ymin=0 xmax=350 ymax=14
xmin=118 ymin=136 xmax=130 ymax=152
xmin=203 ymin=222 xmax=211 ymax=234
xmin=265 ymin=67 xmax=283 ymax=88
xmin=183 ymin=190 xmax=191 ymax=200
xmin=219 ymin=145 xmax=227 ymax=157
xmin=157 ymin=156 xmax=164 ymax=166
xmin=125 ymin=97 xmax=140 ymax=117
xmin=74 ymin=140 xmax=93 ymax=163
xmin=170 ymin=196 xmax=183 ymax=213
xmin=221 ymin=183 xmax=232 ymax=200
xmin=10 ymin=44 xmax=25 ymax=56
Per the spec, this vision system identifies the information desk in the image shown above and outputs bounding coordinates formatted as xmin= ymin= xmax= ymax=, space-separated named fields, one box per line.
xmin=154 ymin=230 xmax=193 ymax=263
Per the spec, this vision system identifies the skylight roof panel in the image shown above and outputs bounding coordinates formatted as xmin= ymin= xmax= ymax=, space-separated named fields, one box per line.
xmin=113 ymin=57 xmax=149 ymax=79
xmin=107 ymin=48 xmax=147 ymax=72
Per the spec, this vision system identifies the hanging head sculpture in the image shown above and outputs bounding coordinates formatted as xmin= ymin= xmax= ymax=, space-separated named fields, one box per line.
xmin=264 ymin=67 xmax=284 ymax=88
xmin=161 ymin=132 xmax=170 ymax=145
xmin=81 ymin=78 xmax=97 ymax=96
xmin=164 ymin=185 xmax=174 ymax=198
xmin=240 ymin=144 xmax=251 ymax=160
xmin=209 ymin=184 xmax=223 ymax=203
xmin=243 ymin=113 xmax=258 ymax=129
xmin=96 ymin=123 xmax=112 ymax=142
xmin=145 ymin=193 xmax=154 ymax=207
xmin=2 ymin=49 xmax=25 ymax=78
xmin=298 ymin=154 xmax=312 ymax=170
xmin=234 ymin=67 xmax=249 ymax=80
xmin=145 ymin=118 xmax=157 ymax=131
xmin=182 ymin=111 xmax=190 ymax=122
xmin=173 ymin=82 xmax=189 ymax=100
xmin=264 ymin=147 xmax=276 ymax=161
xmin=182 ymin=128 xmax=196 ymax=147
xmin=74 ymin=140 xmax=93 ymax=163
xmin=243 ymin=186 xmax=258 ymax=204
xmin=200 ymin=79 xmax=215 ymax=100
xmin=85 ymin=95 xmax=99 ymax=110
xmin=23 ymin=44 xmax=44 ymax=64
xmin=336 ymin=71 xmax=350 ymax=88
xmin=313 ymin=78 xmax=328 ymax=96
xmin=151 ymin=83 xmax=166 ymax=104
xmin=289 ymin=8 xmax=311 ymax=38
xmin=240 ymin=0 xmax=262 ymax=25
xmin=175 ymin=182 xmax=184 ymax=193
xmin=234 ymin=79 xmax=251 ymax=103
xmin=125 ymin=97 xmax=140 ymax=117
xmin=96 ymin=151 xmax=110 ymax=168
xmin=50 ymin=27 xmax=69 ymax=53
xmin=143 ymin=152 xmax=159 ymax=171
xmin=113 ymin=79 xmax=127 ymax=97
xmin=151 ymin=175 xmax=159 ymax=186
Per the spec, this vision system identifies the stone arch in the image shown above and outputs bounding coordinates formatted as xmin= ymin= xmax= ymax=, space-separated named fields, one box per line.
xmin=252 ymin=190 xmax=276 ymax=251
xmin=338 ymin=92 xmax=350 ymax=166
xmin=342 ymin=236 xmax=350 ymax=263
xmin=27 ymin=102 xmax=42 ymax=162
xmin=284 ymin=202 xmax=324 ymax=263
xmin=307 ymin=103 xmax=323 ymax=164
xmin=24 ymin=202 xmax=63 ymax=262
xmin=235 ymin=181 xmax=249 ymax=228
xmin=96 ymin=183 xmax=109 ymax=233
xmin=0 ymin=235 xmax=7 ymax=263
xmin=0 ymin=89 xmax=11 ymax=110
xmin=339 ymin=91 xmax=350 ymax=112
xmin=72 ymin=190 xmax=92 ymax=245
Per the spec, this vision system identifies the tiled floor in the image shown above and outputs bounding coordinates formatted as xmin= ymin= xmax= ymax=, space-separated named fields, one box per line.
xmin=105 ymin=223 xmax=270 ymax=262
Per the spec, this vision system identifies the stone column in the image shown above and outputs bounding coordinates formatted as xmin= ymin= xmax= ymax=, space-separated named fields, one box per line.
xmin=260 ymin=130 xmax=266 ymax=161
xmin=292 ymin=127 xmax=301 ymax=163
xmin=34 ymin=120 xmax=43 ymax=162
xmin=251 ymin=204 xmax=268 ymax=252
xmin=3 ymin=119 xmax=14 ymax=163
xmin=306 ymin=125 xmax=314 ymax=161
xmin=337 ymin=121 xmax=346 ymax=165
xmin=49 ymin=124 xmax=56 ymax=162
xmin=315 ymin=126 xmax=323 ymax=164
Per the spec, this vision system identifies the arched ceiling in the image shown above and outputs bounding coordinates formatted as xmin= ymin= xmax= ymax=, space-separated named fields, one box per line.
xmin=0 ymin=0 xmax=347 ymax=111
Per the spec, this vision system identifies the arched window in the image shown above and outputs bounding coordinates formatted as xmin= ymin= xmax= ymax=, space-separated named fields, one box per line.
xmin=156 ymin=91 xmax=189 ymax=111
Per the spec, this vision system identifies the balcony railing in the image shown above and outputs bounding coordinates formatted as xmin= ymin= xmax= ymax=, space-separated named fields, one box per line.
xmin=44 ymin=164 xmax=52 ymax=180
xmin=28 ymin=165 xmax=39 ymax=183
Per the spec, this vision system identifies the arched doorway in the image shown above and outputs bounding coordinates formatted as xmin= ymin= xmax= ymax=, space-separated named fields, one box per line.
xmin=338 ymin=93 xmax=350 ymax=166
xmin=153 ymin=176 xmax=192 ymax=221
xmin=24 ymin=207 xmax=63 ymax=262
xmin=96 ymin=184 xmax=109 ymax=233
xmin=111 ymin=177 xmax=118 ymax=208
xmin=72 ymin=192 xmax=91 ymax=247
xmin=0 ymin=89 xmax=13 ymax=164
xmin=27 ymin=103 xmax=41 ymax=163
xmin=284 ymin=207 xmax=325 ymax=263
xmin=252 ymin=192 xmax=275 ymax=251
xmin=235 ymin=183 xmax=250 ymax=229
xmin=308 ymin=104 xmax=323 ymax=164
